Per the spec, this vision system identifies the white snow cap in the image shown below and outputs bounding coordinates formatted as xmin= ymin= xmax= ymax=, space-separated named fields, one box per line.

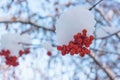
xmin=0 ymin=33 xmax=31 ymax=57
xmin=55 ymin=6 xmax=96 ymax=45
xmin=41 ymin=41 xmax=53 ymax=51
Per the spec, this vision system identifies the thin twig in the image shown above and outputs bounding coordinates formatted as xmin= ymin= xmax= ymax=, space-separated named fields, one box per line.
xmin=90 ymin=48 xmax=120 ymax=54
xmin=95 ymin=8 xmax=112 ymax=26
xmin=89 ymin=0 xmax=104 ymax=10
xmin=0 ymin=19 xmax=55 ymax=32
xmin=89 ymin=53 xmax=116 ymax=80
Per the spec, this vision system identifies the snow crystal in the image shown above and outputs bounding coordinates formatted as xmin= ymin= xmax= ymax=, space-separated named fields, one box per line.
xmin=55 ymin=6 xmax=96 ymax=45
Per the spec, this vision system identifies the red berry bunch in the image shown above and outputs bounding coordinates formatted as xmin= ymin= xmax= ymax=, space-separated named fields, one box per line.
xmin=0 ymin=48 xmax=30 ymax=67
xmin=0 ymin=50 xmax=18 ymax=66
xmin=19 ymin=48 xmax=30 ymax=56
xmin=5 ymin=56 xmax=19 ymax=67
xmin=0 ymin=50 xmax=10 ymax=57
xmin=57 ymin=29 xmax=94 ymax=57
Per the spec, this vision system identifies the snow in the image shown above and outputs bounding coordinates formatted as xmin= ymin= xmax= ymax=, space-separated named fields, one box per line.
xmin=20 ymin=34 xmax=31 ymax=44
xmin=41 ymin=41 xmax=53 ymax=51
xmin=55 ymin=6 xmax=96 ymax=45
xmin=0 ymin=33 xmax=31 ymax=57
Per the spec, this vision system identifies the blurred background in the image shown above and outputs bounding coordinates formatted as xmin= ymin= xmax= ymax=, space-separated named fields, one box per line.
xmin=0 ymin=0 xmax=120 ymax=80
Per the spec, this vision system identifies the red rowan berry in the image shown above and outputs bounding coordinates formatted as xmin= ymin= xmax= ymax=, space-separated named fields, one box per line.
xmin=61 ymin=51 xmax=66 ymax=56
xmin=12 ymin=62 xmax=19 ymax=67
xmin=85 ymin=49 xmax=90 ymax=54
xmin=24 ymin=48 xmax=30 ymax=54
xmin=73 ymin=45 xmax=78 ymax=50
xmin=82 ymin=29 xmax=87 ymax=35
xmin=19 ymin=50 xmax=25 ymax=56
xmin=90 ymin=35 xmax=94 ymax=40
xmin=74 ymin=35 xmax=78 ymax=40
xmin=47 ymin=51 xmax=52 ymax=56
xmin=77 ymin=48 xmax=81 ymax=53
xmin=57 ymin=46 xmax=63 ymax=50
xmin=79 ymin=52 xmax=85 ymax=57
xmin=77 ymin=33 xmax=81 ymax=37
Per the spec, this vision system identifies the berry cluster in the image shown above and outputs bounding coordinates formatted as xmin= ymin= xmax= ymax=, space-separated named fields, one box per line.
xmin=0 ymin=49 xmax=30 ymax=67
xmin=57 ymin=29 xmax=94 ymax=57
xmin=19 ymin=48 xmax=30 ymax=56
xmin=0 ymin=50 xmax=18 ymax=66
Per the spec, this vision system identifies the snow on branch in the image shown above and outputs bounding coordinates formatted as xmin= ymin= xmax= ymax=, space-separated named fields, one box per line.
xmin=96 ymin=26 xmax=120 ymax=39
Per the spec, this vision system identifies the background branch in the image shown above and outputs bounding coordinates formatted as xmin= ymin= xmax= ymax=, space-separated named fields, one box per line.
xmin=0 ymin=17 xmax=55 ymax=32
xmin=89 ymin=53 xmax=116 ymax=80
xmin=89 ymin=0 xmax=104 ymax=10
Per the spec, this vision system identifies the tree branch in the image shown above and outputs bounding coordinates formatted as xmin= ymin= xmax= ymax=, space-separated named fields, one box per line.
xmin=89 ymin=53 xmax=116 ymax=80
xmin=95 ymin=8 xmax=112 ymax=26
xmin=89 ymin=0 xmax=104 ymax=10
xmin=90 ymin=48 xmax=120 ymax=54
xmin=0 ymin=18 xmax=55 ymax=32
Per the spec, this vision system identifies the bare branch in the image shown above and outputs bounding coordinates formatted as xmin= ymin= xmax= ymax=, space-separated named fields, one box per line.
xmin=0 ymin=18 xmax=55 ymax=32
xmin=89 ymin=53 xmax=116 ymax=80
xmin=95 ymin=30 xmax=120 ymax=39
xmin=90 ymin=48 xmax=120 ymax=54
xmin=95 ymin=8 xmax=112 ymax=26
xmin=89 ymin=0 xmax=104 ymax=10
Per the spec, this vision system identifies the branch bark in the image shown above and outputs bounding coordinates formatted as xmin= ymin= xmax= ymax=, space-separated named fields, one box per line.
xmin=89 ymin=0 xmax=104 ymax=10
xmin=0 ymin=17 xmax=55 ymax=32
xmin=89 ymin=53 xmax=116 ymax=80
xmin=95 ymin=7 xmax=112 ymax=27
